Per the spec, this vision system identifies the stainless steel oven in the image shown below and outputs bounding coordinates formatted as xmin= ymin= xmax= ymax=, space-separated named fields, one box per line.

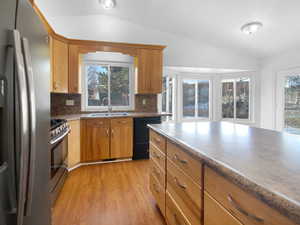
xmin=50 ymin=119 xmax=70 ymax=205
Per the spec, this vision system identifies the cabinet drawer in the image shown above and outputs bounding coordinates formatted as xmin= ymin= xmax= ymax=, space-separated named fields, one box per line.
xmin=85 ymin=118 xmax=110 ymax=127
xmin=204 ymin=192 xmax=243 ymax=225
xmin=150 ymin=143 xmax=166 ymax=171
xmin=150 ymin=174 xmax=165 ymax=217
xmin=167 ymin=141 xmax=202 ymax=185
xmin=150 ymin=130 xmax=166 ymax=153
xmin=205 ymin=166 xmax=295 ymax=225
xmin=166 ymin=191 xmax=191 ymax=225
xmin=150 ymin=159 xmax=165 ymax=188
xmin=167 ymin=159 xmax=201 ymax=225
xmin=111 ymin=117 xmax=132 ymax=126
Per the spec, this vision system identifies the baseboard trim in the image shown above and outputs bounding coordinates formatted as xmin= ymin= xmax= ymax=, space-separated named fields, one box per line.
xmin=68 ymin=158 xmax=132 ymax=172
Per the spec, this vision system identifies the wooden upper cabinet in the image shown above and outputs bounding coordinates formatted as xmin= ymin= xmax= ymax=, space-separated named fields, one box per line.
xmin=135 ymin=49 xmax=163 ymax=94
xmin=81 ymin=119 xmax=110 ymax=162
xmin=68 ymin=44 xmax=80 ymax=93
xmin=50 ymin=37 xmax=69 ymax=93
xmin=110 ymin=118 xmax=133 ymax=159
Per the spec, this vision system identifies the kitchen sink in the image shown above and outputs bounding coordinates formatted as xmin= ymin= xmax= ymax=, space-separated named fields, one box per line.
xmin=88 ymin=112 xmax=129 ymax=117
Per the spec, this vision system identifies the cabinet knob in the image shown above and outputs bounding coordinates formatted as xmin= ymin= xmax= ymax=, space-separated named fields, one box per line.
xmin=53 ymin=81 xmax=59 ymax=90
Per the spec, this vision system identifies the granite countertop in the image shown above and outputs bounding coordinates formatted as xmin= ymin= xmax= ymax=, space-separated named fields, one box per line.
xmin=148 ymin=121 xmax=300 ymax=224
xmin=52 ymin=112 xmax=171 ymax=121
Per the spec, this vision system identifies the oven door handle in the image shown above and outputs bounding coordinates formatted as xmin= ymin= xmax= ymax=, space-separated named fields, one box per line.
xmin=50 ymin=128 xmax=70 ymax=145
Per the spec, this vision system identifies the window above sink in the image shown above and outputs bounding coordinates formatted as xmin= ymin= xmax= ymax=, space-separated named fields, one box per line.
xmin=81 ymin=55 xmax=135 ymax=111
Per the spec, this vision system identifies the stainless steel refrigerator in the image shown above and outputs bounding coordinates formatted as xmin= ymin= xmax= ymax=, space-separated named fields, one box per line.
xmin=0 ymin=0 xmax=51 ymax=225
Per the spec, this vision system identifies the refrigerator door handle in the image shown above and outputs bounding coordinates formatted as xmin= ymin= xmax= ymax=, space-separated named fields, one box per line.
xmin=21 ymin=37 xmax=36 ymax=216
xmin=10 ymin=30 xmax=30 ymax=225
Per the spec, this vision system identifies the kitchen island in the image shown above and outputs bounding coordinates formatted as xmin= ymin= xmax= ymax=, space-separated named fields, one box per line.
xmin=148 ymin=121 xmax=300 ymax=225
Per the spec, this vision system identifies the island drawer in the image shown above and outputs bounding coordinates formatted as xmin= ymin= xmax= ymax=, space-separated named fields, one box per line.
xmin=167 ymin=158 xmax=201 ymax=225
xmin=166 ymin=191 xmax=191 ymax=225
xmin=150 ymin=130 xmax=166 ymax=153
xmin=205 ymin=166 xmax=295 ymax=225
xmin=167 ymin=141 xmax=202 ymax=185
xmin=150 ymin=174 xmax=165 ymax=217
xmin=204 ymin=191 xmax=243 ymax=225
xmin=150 ymin=143 xmax=166 ymax=171
xmin=150 ymin=158 xmax=165 ymax=188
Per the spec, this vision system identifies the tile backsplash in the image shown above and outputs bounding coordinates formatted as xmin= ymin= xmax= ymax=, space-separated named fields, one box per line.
xmin=51 ymin=93 xmax=158 ymax=116
xmin=134 ymin=94 xmax=157 ymax=112
xmin=51 ymin=93 xmax=81 ymax=116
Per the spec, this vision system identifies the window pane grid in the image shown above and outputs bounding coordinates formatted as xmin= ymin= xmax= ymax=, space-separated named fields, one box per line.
xmin=182 ymin=79 xmax=210 ymax=119
xmin=222 ymin=78 xmax=250 ymax=120
xmin=85 ymin=63 xmax=132 ymax=109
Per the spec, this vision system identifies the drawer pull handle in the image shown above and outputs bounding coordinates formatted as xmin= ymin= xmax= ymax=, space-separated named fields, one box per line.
xmin=153 ymin=152 xmax=161 ymax=159
xmin=153 ymin=168 xmax=160 ymax=177
xmin=174 ymin=154 xmax=188 ymax=164
xmin=106 ymin=129 xmax=109 ymax=137
xmin=174 ymin=177 xmax=187 ymax=190
xmin=153 ymin=183 xmax=160 ymax=193
xmin=154 ymin=137 xmax=161 ymax=143
xmin=173 ymin=214 xmax=182 ymax=225
xmin=227 ymin=194 xmax=264 ymax=223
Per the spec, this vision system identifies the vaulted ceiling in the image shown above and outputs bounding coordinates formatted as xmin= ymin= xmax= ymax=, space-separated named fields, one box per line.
xmin=36 ymin=0 xmax=300 ymax=59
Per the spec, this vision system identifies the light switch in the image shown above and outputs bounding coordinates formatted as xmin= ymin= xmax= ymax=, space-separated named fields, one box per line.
xmin=142 ymin=99 xmax=147 ymax=105
xmin=66 ymin=99 xmax=75 ymax=106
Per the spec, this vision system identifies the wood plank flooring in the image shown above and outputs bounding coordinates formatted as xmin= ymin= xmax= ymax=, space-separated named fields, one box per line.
xmin=52 ymin=160 xmax=166 ymax=225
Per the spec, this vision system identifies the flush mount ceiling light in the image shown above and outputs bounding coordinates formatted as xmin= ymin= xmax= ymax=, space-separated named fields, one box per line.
xmin=99 ymin=0 xmax=116 ymax=9
xmin=241 ymin=21 xmax=263 ymax=35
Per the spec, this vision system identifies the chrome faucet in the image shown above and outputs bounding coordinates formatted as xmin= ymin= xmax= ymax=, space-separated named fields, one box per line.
xmin=108 ymin=105 xmax=113 ymax=113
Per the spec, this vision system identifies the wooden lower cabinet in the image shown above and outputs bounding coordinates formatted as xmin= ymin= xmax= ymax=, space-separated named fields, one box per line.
xmin=166 ymin=191 xmax=191 ymax=225
xmin=167 ymin=159 xmax=201 ymax=225
xmin=204 ymin=192 xmax=243 ymax=225
xmin=148 ymin=128 xmax=298 ymax=225
xmin=204 ymin=166 xmax=296 ymax=225
xmin=67 ymin=120 xmax=81 ymax=168
xmin=150 ymin=174 xmax=165 ymax=217
xmin=110 ymin=118 xmax=133 ymax=158
xmin=81 ymin=118 xmax=133 ymax=162
xmin=81 ymin=119 xmax=110 ymax=162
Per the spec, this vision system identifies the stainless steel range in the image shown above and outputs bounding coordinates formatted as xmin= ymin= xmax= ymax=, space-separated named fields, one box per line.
xmin=50 ymin=119 xmax=70 ymax=205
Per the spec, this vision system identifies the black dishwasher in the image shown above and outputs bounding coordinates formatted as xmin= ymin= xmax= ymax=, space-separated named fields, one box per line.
xmin=133 ymin=117 xmax=161 ymax=160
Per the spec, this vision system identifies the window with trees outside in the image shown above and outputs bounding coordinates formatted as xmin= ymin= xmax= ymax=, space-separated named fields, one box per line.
xmin=283 ymin=75 xmax=300 ymax=135
xmin=222 ymin=78 xmax=250 ymax=120
xmin=182 ymin=79 xmax=210 ymax=119
xmin=83 ymin=62 xmax=134 ymax=110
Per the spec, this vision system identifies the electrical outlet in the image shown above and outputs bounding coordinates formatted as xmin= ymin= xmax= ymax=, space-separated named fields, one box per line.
xmin=66 ymin=99 xmax=75 ymax=106
xmin=142 ymin=99 xmax=147 ymax=105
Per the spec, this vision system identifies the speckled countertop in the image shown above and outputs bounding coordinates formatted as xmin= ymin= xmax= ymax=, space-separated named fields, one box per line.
xmin=52 ymin=112 xmax=171 ymax=121
xmin=148 ymin=121 xmax=300 ymax=224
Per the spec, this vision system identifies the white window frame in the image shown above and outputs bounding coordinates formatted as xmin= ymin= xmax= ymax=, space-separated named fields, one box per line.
xmin=158 ymin=73 xmax=177 ymax=121
xmin=178 ymin=74 xmax=213 ymax=122
xmin=219 ymin=72 xmax=255 ymax=123
xmin=81 ymin=61 xmax=135 ymax=111
xmin=275 ymin=67 xmax=300 ymax=132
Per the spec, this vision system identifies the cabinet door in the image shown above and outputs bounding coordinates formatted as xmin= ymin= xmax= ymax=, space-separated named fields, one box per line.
xmin=68 ymin=44 xmax=80 ymax=93
xmin=110 ymin=118 xmax=133 ymax=158
xmin=81 ymin=119 xmax=110 ymax=162
xmin=136 ymin=49 xmax=163 ymax=94
xmin=50 ymin=37 xmax=69 ymax=93
xmin=68 ymin=120 xmax=81 ymax=168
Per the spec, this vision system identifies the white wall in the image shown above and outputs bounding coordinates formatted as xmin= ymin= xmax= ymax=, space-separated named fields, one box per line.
xmin=260 ymin=47 xmax=300 ymax=130
xmin=45 ymin=14 xmax=259 ymax=70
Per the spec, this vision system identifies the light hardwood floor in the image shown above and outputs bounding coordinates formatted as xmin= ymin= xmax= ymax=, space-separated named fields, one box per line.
xmin=52 ymin=160 xmax=166 ymax=225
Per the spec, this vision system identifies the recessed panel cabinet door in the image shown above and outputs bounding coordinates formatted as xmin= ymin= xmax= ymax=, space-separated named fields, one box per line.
xmin=81 ymin=119 xmax=110 ymax=162
xmin=110 ymin=118 xmax=133 ymax=158
xmin=50 ymin=37 xmax=69 ymax=93
xmin=136 ymin=49 xmax=163 ymax=94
